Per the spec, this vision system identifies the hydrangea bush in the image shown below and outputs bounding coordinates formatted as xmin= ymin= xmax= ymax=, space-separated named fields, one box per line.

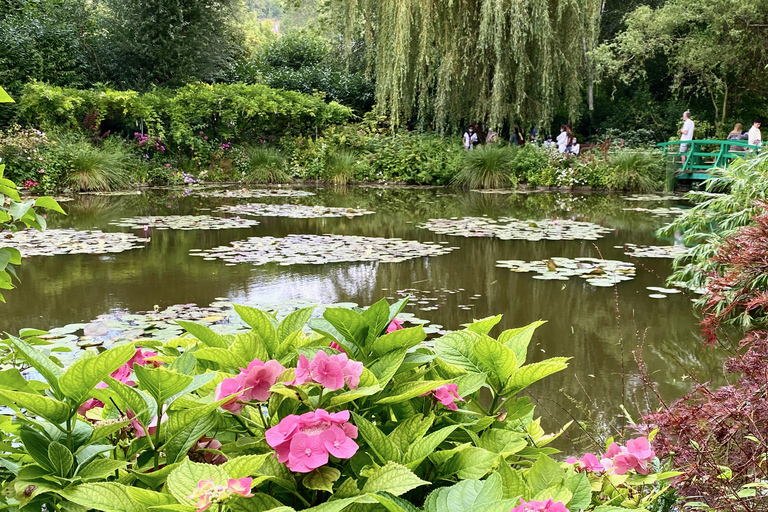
xmin=0 ymin=299 xmax=676 ymax=511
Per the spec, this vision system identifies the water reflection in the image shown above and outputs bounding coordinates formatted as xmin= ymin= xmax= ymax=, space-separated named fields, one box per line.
xmin=1 ymin=186 xmax=724 ymax=451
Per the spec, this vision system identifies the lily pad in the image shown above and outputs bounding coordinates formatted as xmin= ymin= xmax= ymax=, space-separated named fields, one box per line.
xmin=624 ymin=244 xmax=688 ymax=259
xmin=109 ymin=215 xmax=260 ymax=230
xmin=621 ymin=194 xmax=681 ymax=202
xmin=2 ymin=229 xmax=149 ymax=257
xmin=217 ymin=204 xmax=375 ymax=219
xmin=622 ymin=207 xmax=686 ymax=217
xmin=420 ymin=217 xmax=612 ymax=241
xmin=191 ymin=234 xmax=457 ymax=266
xmin=496 ymin=257 xmax=636 ymax=287
xmin=198 ymin=188 xmax=316 ymax=199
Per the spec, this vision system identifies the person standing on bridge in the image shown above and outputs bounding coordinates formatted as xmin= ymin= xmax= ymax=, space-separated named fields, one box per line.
xmin=748 ymin=118 xmax=762 ymax=150
xmin=679 ymin=111 xmax=694 ymax=165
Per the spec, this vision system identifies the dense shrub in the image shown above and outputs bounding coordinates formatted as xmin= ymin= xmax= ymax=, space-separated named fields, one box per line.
xmin=16 ymin=82 xmax=352 ymax=151
xmin=238 ymin=31 xmax=375 ymax=113
xmin=660 ymin=153 xmax=768 ymax=325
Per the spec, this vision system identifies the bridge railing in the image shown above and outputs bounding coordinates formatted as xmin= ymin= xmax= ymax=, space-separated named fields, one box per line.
xmin=656 ymin=139 xmax=763 ymax=178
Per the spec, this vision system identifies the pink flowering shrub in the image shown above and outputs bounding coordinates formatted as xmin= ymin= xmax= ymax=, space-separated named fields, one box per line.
xmin=0 ymin=299 xmax=674 ymax=511
xmin=214 ymin=358 xmax=285 ymax=414
xmin=567 ymin=436 xmax=656 ymax=475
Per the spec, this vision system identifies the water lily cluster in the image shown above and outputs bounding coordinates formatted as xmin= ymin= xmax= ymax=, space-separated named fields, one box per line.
xmin=186 ymin=477 xmax=253 ymax=511
xmin=567 ymin=436 xmax=656 ymax=475
xmin=265 ymin=409 xmax=358 ymax=473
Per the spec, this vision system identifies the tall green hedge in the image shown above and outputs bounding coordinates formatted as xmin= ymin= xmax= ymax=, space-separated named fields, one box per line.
xmin=16 ymin=82 xmax=352 ymax=149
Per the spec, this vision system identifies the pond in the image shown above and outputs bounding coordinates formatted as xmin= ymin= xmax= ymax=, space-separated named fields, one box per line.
xmin=1 ymin=186 xmax=725 ymax=449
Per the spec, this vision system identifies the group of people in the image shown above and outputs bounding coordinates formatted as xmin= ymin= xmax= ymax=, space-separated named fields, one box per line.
xmin=679 ymin=110 xmax=763 ymax=163
xmin=462 ymin=124 xmax=580 ymax=155
xmin=727 ymin=119 xmax=762 ymax=150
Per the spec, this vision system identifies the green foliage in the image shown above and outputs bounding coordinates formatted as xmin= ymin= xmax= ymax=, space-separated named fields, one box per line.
xmin=660 ymin=153 xmax=768 ymax=328
xmin=238 ymin=31 xmax=375 ymax=113
xmin=17 ymin=82 xmax=352 ymax=151
xmin=98 ymin=0 xmax=243 ymax=88
xmin=600 ymin=0 xmax=768 ymax=131
xmin=330 ymin=0 xmax=602 ymax=130
xmin=45 ymin=135 xmax=131 ymax=192
xmin=602 ymin=151 xmax=663 ymax=192
xmin=0 ymin=299 xmax=672 ymax=510
xmin=243 ymin=146 xmax=292 ymax=184
xmin=452 ymin=145 xmax=516 ymax=189
xmin=0 ymin=135 xmax=64 ymax=301
xmin=0 ymin=0 xmax=92 ymax=98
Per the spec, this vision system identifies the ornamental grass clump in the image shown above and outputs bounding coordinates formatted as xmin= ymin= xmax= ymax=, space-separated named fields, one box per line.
xmin=453 ymin=144 xmax=516 ymax=189
xmin=0 ymin=299 xmax=677 ymax=511
xmin=243 ymin=146 xmax=292 ymax=183
xmin=48 ymin=135 xmax=131 ymax=191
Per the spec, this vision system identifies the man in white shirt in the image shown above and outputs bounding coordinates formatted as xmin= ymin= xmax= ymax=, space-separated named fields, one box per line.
xmin=748 ymin=118 xmax=762 ymax=150
xmin=679 ymin=111 xmax=694 ymax=165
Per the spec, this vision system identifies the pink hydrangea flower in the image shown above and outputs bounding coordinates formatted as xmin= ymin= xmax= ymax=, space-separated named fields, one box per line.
xmin=511 ymin=499 xmax=568 ymax=512
xmin=127 ymin=348 xmax=161 ymax=368
xmin=288 ymin=432 xmax=328 ymax=473
xmin=587 ymin=437 xmax=656 ymax=475
xmin=227 ymin=477 xmax=254 ymax=497
xmin=242 ymin=359 xmax=285 ymax=401
xmin=329 ymin=341 xmax=346 ymax=353
xmin=265 ymin=409 xmax=358 ymax=473
xmin=310 ymin=351 xmax=344 ymax=390
xmin=196 ymin=436 xmax=227 ymax=465
xmin=77 ymin=398 xmax=105 ymax=417
xmin=215 ymin=375 xmax=247 ymax=414
xmin=129 ymin=410 xmax=167 ymax=438
xmin=290 ymin=351 xmax=363 ymax=390
xmin=386 ymin=318 xmax=403 ymax=333
xmin=422 ymin=383 xmax=463 ymax=411
xmin=293 ymin=354 xmax=312 ymax=385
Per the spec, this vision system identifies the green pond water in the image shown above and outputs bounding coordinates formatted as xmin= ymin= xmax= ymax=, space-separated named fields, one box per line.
xmin=1 ymin=186 xmax=725 ymax=449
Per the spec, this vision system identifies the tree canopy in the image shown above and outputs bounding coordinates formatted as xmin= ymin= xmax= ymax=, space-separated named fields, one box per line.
xmin=330 ymin=0 xmax=602 ymax=131
xmin=600 ymin=0 xmax=768 ymax=132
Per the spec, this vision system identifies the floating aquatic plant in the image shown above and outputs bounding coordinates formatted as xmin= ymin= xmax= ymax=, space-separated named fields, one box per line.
xmin=496 ymin=257 xmax=636 ymax=287
xmin=420 ymin=217 xmax=612 ymax=241
xmin=191 ymin=234 xmax=456 ymax=266
xmin=109 ymin=215 xmax=260 ymax=230
xmin=2 ymin=229 xmax=148 ymax=257
xmin=197 ymin=188 xmax=316 ymax=199
xmin=624 ymin=244 xmax=687 ymax=259
xmin=216 ymin=203 xmax=374 ymax=219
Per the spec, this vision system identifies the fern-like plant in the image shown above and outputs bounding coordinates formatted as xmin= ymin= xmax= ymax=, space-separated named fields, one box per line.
xmin=243 ymin=146 xmax=292 ymax=184
xmin=452 ymin=145 xmax=515 ymax=189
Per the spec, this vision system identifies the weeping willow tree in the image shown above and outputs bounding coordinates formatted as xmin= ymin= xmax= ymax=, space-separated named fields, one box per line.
xmin=329 ymin=0 xmax=602 ymax=132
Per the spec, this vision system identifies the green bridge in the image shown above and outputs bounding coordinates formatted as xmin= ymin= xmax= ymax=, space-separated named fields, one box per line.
xmin=657 ymin=139 xmax=762 ymax=181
